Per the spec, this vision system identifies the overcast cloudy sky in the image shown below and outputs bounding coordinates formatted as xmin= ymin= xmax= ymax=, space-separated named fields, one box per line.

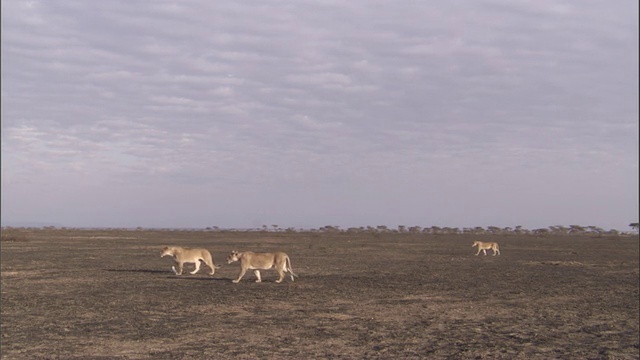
xmin=2 ymin=0 xmax=638 ymax=230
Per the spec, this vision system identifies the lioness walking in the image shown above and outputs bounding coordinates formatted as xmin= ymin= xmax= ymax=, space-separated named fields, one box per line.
xmin=226 ymin=250 xmax=297 ymax=283
xmin=472 ymin=241 xmax=501 ymax=256
xmin=161 ymin=246 xmax=220 ymax=275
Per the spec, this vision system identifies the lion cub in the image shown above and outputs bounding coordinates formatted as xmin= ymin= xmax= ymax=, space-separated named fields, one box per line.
xmin=226 ymin=250 xmax=297 ymax=283
xmin=472 ymin=241 xmax=501 ymax=256
xmin=160 ymin=246 xmax=220 ymax=275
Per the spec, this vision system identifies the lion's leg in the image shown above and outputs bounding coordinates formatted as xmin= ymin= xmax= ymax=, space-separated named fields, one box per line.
xmin=274 ymin=268 xmax=286 ymax=283
xmin=482 ymin=249 xmax=487 ymax=256
xmin=174 ymin=262 xmax=183 ymax=275
xmin=253 ymin=270 xmax=262 ymax=283
xmin=190 ymin=260 xmax=201 ymax=274
xmin=475 ymin=248 xmax=480 ymax=256
xmin=233 ymin=268 xmax=247 ymax=283
xmin=203 ymin=253 xmax=216 ymax=275
xmin=205 ymin=259 xmax=216 ymax=275
xmin=494 ymin=247 xmax=500 ymax=256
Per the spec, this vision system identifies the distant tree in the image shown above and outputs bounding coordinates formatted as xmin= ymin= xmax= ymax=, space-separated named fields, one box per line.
xmin=320 ymin=225 xmax=340 ymax=233
xmin=532 ymin=228 xmax=550 ymax=236
xmin=408 ymin=226 xmax=422 ymax=234
xmin=397 ymin=225 xmax=407 ymax=233
xmin=549 ymin=225 xmax=568 ymax=236
xmin=630 ymin=223 xmax=639 ymax=232
xmin=568 ymin=225 xmax=586 ymax=235
xmin=473 ymin=226 xmax=486 ymax=235
xmin=376 ymin=225 xmax=389 ymax=233
xmin=487 ymin=226 xmax=502 ymax=235
xmin=514 ymin=225 xmax=530 ymax=235
xmin=441 ymin=227 xmax=458 ymax=234
xmin=586 ymin=226 xmax=604 ymax=236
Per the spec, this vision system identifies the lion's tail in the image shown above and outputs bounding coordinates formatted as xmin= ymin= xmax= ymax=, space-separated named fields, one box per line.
xmin=206 ymin=253 xmax=221 ymax=270
xmin=286 ymin=256 xmax=297 ymax=279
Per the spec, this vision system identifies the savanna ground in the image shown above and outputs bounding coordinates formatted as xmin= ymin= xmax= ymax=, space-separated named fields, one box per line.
xmin=1 ymin=228 xmax=638 ymax=359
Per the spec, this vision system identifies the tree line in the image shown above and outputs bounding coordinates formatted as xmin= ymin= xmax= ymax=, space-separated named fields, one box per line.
xmin=205 ymin=224 xmax=638 ymax=236
xmin=3 ymin=224 xmax=637 ymax=235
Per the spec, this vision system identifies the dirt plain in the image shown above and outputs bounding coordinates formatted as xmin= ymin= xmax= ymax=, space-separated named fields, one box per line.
xmin=1 ymin=228 xmax=638 ymax=359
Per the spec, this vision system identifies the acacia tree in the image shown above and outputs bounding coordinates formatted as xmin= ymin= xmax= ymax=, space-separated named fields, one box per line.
xmin=587 ymin=226 xmax=604 ymax=236
xmin=473 ymin=226 xmax=486 ymax=235
xmin=568 ymin=225 xmax=586 ymax=235
xmin=408 ymin=226 xmax=422 ymax=233
xmin=487 ymin=226 xmax=502 ymax=235
xmin=533 ymin=228 xmax=550 ymax=236
xmin=630 ymin=223 xmax=639 ymax=232
xmin=514 ymin=225 xmax=528 ymax=235
xmin=549 ymin=225 xmax=569 ymax=235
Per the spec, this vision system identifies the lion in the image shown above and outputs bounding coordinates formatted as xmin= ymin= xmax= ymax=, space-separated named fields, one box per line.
xmin=160 ymin=246 xmax=220 ymax=275
xmin=472 ymin=241 xmax=501 ymax=256
xmin=226 ymin=250 xmax=297 ymax=283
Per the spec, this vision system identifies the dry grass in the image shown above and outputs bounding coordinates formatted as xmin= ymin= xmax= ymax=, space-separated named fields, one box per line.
xmin=1 ymin=229 xmax=638 ymax=359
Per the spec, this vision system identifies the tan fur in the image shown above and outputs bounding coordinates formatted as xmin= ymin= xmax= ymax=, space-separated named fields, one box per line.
xmin=472 ymin=241 xmax=501 ymax=256
xmin=160 ymin=246 xmax=220 ymax=275
xmin=226 ymin=250 xmax=297 ymax=283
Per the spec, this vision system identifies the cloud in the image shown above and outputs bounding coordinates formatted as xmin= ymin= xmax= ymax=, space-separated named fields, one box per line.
xmin=1 ymin=0 xmax=637 ymax=230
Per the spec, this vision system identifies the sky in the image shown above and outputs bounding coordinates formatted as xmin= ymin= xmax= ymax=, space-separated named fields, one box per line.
xmin=1 ymin=0 xmax=638 ymax=231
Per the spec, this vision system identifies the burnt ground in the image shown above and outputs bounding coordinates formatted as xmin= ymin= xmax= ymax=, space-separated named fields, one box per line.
xmin=1 ymin=229 xmax=638 ymax=359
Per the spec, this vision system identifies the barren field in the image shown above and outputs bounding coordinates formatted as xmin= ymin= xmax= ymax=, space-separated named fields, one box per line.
xmin=1 ymin=229 xmax=638 ymax=359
